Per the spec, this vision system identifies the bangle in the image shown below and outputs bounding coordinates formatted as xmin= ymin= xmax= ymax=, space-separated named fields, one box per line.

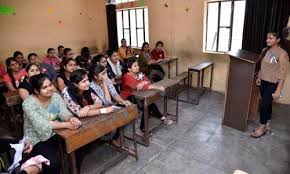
xmin=100 ymin=108 xmax=107 ymax=114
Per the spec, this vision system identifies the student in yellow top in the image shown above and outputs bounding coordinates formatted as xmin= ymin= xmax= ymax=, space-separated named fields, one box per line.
xmin=118 ymin=38 xmax=134 ymax=61
xmin=252 ymin=32 xmax=289 ymax=138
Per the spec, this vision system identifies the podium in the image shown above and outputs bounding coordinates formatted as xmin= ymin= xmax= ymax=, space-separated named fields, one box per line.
xmin=223 ymin=50 xmax=260 ymax=131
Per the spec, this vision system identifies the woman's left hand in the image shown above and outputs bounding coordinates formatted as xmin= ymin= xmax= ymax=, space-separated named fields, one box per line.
xmin=272 ymin=90 xmax=281 ymax=100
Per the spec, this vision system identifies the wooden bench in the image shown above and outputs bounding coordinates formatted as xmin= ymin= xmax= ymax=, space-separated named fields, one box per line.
xmin=187 ymin=61 xmax=214 ymax=105
xmin=54 ymin=105 xmax=139 ymax=174
xmin=153 ymin=57 xmax=179 ymax=79
xmin=132 ymin=78 xmax=182 ymax=146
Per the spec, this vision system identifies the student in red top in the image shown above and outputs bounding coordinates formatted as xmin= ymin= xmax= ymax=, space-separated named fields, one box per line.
xmin=120 ymin=57 xmax=173 ymax=132
xmin=4 ymin=57 xmax=26 ymax=92
xmin=150 ymin=41 xmax=166 ymax=61
xmin=43 ymin=48 xmax=61 ymax=70
xmin=148 ymin=41 xmax=166 ymax=83
xmin=0 ymin=62 xmax=6 ymax=83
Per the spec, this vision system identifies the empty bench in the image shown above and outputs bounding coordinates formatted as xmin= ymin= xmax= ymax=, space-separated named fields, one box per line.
xmin=187 ymin=61 xmax=214 ymax=105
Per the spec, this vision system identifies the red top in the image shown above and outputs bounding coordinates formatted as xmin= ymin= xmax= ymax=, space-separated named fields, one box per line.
xmin=43 ymin=56 xmax=61 ymax=68
xmin=4 ymin=69 xmax=26 ymax=88
xmin=151 ymin=49 xmax=165 ymax=61
xmin=0 ymin=63 xmax=6 ymax=79
xmin=120 ymin=72 xmax=151 ymax=99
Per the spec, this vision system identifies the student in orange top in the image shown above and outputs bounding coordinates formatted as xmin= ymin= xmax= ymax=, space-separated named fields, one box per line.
xmin=118 ymin=38 xmax=134 ymax=61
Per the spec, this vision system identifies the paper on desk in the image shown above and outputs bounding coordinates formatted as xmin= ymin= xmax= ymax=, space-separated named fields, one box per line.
xmin=8 ymin=137 xmax=27 ymax=172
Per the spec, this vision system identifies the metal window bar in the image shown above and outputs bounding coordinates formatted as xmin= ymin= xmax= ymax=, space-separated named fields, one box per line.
xmin=205 ymin=0 xmax=245 ymax=52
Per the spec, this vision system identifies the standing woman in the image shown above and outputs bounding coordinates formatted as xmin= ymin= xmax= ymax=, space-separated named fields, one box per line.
xmin=57 ymin=58 xmax=76 ymax=92
xmin=19 ymin=63 xmax=41 ymax=100
xmin=4 ymin=57 xmax=26 ymax=92
xmin=62 ymin=69 xmax=114 ymax=117
xmin=120 ymin=58 xmax=173 ymax=132
xmin=252 ymin=32 xmax=289 ymax=138
xmin=22 ymin=74 xmax=81 ymax=174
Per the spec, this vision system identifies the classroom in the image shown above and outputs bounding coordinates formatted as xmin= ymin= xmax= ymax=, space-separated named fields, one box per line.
xmin=0 ymin=0 xmax=290 ymax=174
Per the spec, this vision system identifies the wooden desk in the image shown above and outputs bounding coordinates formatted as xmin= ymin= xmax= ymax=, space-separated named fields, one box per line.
xmin=187 ymin=61 xmax=214 ymax=105
xmin=153 ymin=58 xmax=179 ymax=79
xmin=3 ymin=91 xmax=22 ymax=138
xmin=54 ymin=105 xmax=139 ymax=174
xmin=132 ymin=78 xmax=181 ymax=146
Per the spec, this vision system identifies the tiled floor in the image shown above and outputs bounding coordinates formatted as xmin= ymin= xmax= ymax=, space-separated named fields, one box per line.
xmin=80 ymin=91 xmax=290 ymax=174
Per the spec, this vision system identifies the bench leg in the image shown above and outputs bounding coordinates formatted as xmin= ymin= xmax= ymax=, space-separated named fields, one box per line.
xmin=69 ymin=152 xmax=77 ymax=174
xmin=210 ymin=64 xmax=214 ymax=90
xmin=201 ymin=69 xmax=204 ymax=87
xmin=143 ymin=104 xmax=150 ymax=146
xmin=168 ymin=62 xmax=171 ymax=79
xmin=132 ymin=120 xmax=138 ymax=160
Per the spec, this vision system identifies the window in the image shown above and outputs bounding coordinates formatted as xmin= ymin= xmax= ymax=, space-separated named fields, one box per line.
xmin=116 ymin=7 xmax=149 ymax=48
xmin=115 ymin=0 xmax=136 ymax=4
xmin=205 ymin=0 xmax=246 ymax=52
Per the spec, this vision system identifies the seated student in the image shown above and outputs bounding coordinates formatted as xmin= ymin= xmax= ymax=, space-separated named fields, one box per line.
xmin=138 ymin=42 xmax=153 ymax=75
xmin=28 ymin=53 xmax=57 ymax=82
xmin=57 ymin=58 xmax=76 ymax=92
xmin=107 ymin=50 xmax=123 ymax=92
xmin=89 ymin=64 xmax=131 ymax=106
xmin=63 ymin=48 xmax=74 ymax=59
xmin=22 ymin=73 xmax=81 ymax=174
xmin=0 ymin=62 xmax=6 ymax=83
xmin=91 ymin=54 xmax=107 ymax=67
xmin=149 ymin=41 xmax=166 ymax=82
xmin=43 ymin=48 xmax=61 ymax=70
xmin=76 ymin=47 xmax=91 ymax=71
xmin=120 ymin=58 xmax=173 ymax=132
xmin=62 ymin=69 xmax=114 ymax=117
xmin=13 ymin=51 xmax=28 ymax=69
xmin=18 ymin=64 xmax=41 ymax=100
xmin=0 ymin=62 xmax=7 ymax=105
xmin=118 ymin=38 xmax=134 ymax=61
xmin=151 ymin=41 xmax=166 ymax=61
xmin=57 ymin=45 xmax=65 ymax=59
xmin=4 ymin=57 xmax=26 ymax=92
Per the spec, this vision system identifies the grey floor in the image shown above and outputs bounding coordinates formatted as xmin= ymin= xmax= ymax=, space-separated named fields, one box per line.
xmin=80 ymin=91 xmax=290 ymax=174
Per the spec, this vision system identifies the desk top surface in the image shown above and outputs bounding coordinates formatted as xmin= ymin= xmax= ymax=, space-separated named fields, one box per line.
xmin=228 ymin=50 xmax=260 ymax=63
xmin=54 ymin=105 xmax=138 ymax=139
xmin=133 ymin=78 xmax=180 ymax=99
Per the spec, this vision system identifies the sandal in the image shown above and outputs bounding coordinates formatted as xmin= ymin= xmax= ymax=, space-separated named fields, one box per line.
xmin=265 ymin=122 xmax=272 ymax=134
xmin=251 ymin=126 xmax=266 ymax=138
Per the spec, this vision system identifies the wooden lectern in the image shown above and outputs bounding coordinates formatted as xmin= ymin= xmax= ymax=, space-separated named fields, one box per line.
xmin=223 ymin=49 xmax=260 ymax=131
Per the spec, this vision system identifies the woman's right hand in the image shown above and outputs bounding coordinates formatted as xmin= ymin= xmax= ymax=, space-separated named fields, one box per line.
xmin=23 ymin=141 xmax=33 ymax=154
xmin=136 ymin=81 xmax=145 ymax=91
xmin=256 ymin=78 xmax=261 ymax=86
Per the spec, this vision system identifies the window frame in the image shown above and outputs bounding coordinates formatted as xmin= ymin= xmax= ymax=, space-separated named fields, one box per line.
xmin=205 ymin=0 xmax=245 ymax=53
xmin=117 ymin=7 xmax=148 ymax=48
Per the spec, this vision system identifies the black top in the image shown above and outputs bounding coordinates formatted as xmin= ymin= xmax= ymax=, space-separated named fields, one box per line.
xmin=18 ymin=79 xmax=33 ymax=95
xmin=57 ymin=71 xmax=71 ymax=86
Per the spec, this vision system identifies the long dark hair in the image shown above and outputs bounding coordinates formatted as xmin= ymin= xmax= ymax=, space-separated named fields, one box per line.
xmin=67 ymin=69 xmax=94 ymax=107
xmin=88 ymin=64 xmax=106 ymax=82
xmin=60 ymin=58 xmax=75 ymax=73
xmin=256 ymin=32 xmax=281 ymax=71
xmin=5 ymin=57 xmax=19 ymax=88
xmin=30 ymin=73 xmax=51 ymax=95
xmin=141 ymin=42 xmax=149 ymax=51
xmin=125 ymin=57 xmax=138 ymax=73
xmin=81 ymin=47 xmax=90 ymax=59
xmin=91 ymin=54 xmax=105 ymax=65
